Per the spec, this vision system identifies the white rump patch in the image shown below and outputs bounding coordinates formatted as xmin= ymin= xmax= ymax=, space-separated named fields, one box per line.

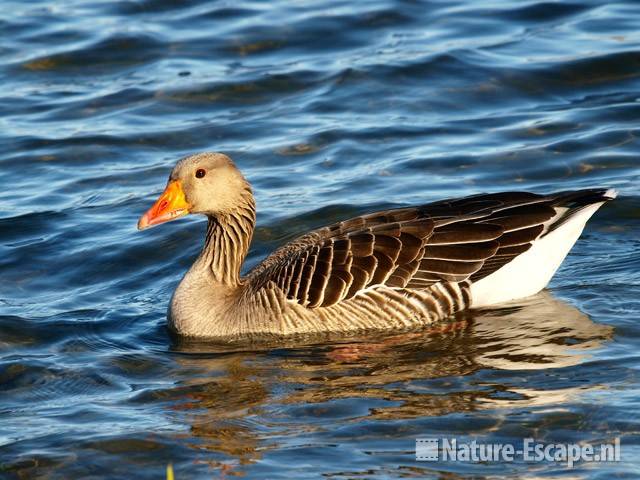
xmin=470 ymin=197 xmax=611 ymax=308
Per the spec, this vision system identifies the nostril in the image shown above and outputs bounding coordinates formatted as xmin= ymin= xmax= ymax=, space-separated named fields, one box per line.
xmin=159 ymin=200 xmax=168 ymax=210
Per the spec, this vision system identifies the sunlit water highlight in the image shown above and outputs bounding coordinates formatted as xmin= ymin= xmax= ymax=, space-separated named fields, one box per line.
xmin=1 ymin=0 xmax=640 ymax=478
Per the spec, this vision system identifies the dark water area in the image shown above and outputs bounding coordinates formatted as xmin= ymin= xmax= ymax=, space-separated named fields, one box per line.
xmin=1 ymin=0 xmax=640 ymax=478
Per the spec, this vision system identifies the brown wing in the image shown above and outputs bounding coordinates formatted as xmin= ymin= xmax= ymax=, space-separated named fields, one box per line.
xmin=245 ymin=189 xmax=609 ymax=308
xmin=246 ymin=207 xmax=434 ymax=308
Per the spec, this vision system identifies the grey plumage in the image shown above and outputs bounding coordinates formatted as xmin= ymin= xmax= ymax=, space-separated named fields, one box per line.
xmin=139 ymin=152 xmax=615 ymax=339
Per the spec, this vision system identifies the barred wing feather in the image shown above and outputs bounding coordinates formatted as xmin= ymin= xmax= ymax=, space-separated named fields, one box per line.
xmin=246 ymin=189 xmax=613 ymax=309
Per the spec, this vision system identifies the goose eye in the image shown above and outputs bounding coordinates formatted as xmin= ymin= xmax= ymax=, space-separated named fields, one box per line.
xmin=195 ymin=169 xmax=206 ymax=179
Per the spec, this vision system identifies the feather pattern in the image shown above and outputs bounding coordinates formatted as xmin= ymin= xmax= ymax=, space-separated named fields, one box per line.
xmin=163 ymin=160 xmax=615 ymax=338
xmin=246 ymin=190 xmax=607 ymax=310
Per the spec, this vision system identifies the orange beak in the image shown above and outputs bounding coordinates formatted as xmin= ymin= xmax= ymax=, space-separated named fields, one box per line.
xmin=137 ymin=180 xmax=191 ymax=230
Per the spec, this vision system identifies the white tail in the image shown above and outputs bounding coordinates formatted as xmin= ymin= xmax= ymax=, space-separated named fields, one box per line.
xmin=470 ymin=189 xmax=616 ymax=307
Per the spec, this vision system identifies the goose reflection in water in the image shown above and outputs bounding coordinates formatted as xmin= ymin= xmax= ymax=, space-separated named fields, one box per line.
xmin=161 ymin=291 xmax=613 ymax=473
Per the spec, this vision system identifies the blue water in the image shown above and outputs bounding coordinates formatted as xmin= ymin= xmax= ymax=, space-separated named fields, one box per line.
xmin=1 ymin=0 xmax=640 ymax=478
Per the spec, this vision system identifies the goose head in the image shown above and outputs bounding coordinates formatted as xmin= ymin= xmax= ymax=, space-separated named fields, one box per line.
xmin=137 ymin=152 xmax=249 ymax=230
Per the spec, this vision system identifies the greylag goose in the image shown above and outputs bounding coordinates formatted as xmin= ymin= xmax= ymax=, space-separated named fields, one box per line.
xmin=138 ymin=152 xmax=616 ymax=338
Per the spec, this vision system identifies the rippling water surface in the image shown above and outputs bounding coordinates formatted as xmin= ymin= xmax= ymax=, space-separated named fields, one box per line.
xmin=2 ymin=1 xmax=640 ymax=478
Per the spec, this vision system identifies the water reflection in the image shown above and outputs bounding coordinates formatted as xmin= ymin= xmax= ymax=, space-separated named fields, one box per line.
xmin=168 ymin=292 xmax=612 ymax=469
xmin=2 ymin=0 xmax=638 ymax=476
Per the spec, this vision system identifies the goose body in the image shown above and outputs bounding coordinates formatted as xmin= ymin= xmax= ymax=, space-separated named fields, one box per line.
xmin=138 ymin=153 xmax=616 ymax=338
